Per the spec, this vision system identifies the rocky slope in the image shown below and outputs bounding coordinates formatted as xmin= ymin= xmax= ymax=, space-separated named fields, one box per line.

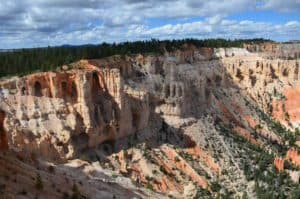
xmin=0 ymin=43 xmax=300 ymax=198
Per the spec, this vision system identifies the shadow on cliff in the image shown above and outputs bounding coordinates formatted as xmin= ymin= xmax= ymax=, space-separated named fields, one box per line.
xmin=83 ymin=94 xmax=198 ymax=162
xmin=0 ymin=150 xmax=143 ymax=199
xmin=79 ymin=57 xmax=266 ymax=161
xmin=96 ymin=56 xmax=289 ymax=158
xmin=2 ymin=53 xmax=296 ymax=198
xmin=203 ymin=58 xmax=287 ymax=152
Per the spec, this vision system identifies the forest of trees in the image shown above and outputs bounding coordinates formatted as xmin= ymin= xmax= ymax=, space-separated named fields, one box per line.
xmin=0 ymin=38 xmax=272 ymax=78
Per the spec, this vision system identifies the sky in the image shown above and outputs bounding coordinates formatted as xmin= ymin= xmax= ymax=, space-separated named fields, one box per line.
xmin=0 ymin=0 xmax=299 ymax=49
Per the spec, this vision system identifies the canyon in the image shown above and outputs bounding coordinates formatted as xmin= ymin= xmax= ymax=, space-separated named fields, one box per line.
xmin=0 ymin=42 xmax=300 ymax=198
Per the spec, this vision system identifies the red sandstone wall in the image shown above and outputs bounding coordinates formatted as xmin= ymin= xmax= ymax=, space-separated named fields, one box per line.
xmin=274 ymin=158 xmax=284 ymax=172
xmin=274 ymin=148 xmax=300 ymax=172
xmin=286 ymin=148 xmax=300 ymax=167
xmin=272 ymin=87 xmax=300 ymax=123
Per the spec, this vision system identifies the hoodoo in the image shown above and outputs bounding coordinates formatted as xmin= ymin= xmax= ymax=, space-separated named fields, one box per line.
xmin=0 ymin=42 xmax=300 ymax=198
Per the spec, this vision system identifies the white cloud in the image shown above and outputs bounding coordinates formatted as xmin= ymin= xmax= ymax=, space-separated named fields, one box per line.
xmin=0 ymin=0 xmax=299 ymax=48
xmin=126 ymin=19 xmax=300 ymax=40
xmin=261 ymin=0 xmax=300 ymax=12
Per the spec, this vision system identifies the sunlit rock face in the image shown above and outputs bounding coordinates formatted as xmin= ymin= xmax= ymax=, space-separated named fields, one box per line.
xmin=0 ymin=60 xmax=149 ymax=161
xmin=244 ymin=42 xmax=300 ymax=59
xmin=1 ymin=47 xmax=300 ymax=160
xmin=1 ymin=44 xmax=300 ymax=198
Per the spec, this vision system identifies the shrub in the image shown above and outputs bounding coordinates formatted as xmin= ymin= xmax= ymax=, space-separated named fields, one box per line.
xmin=210 ymin=181 xmax=221 ymax=192
xmin=159 ymin=166 xmax=167 ymax=174
xmin=146 ymin=183 xmax=154 ymax=191
xmin=145 ymin=175 xmax=153 ymax=181
xmin=174 ymin=156 xmax=180 ymax=162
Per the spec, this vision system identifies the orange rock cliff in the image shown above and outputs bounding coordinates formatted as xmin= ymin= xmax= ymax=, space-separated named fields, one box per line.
xmin=0 ymin=44 xmax=300 ymax=198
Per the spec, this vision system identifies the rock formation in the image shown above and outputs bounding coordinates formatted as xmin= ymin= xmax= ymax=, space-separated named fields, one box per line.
xmin=244 ymin=42 xmax=300 ymax=59
xmin=0 ymin=43 xmax=300 ymax=198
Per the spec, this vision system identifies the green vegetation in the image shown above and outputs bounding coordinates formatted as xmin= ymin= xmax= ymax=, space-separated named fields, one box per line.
xmin=145 ymin=175 xmax=154 ymax=182
xmin=217 ymin=123 xmax=300 ymax=199
xmin=210 ymin=181 xmax=222 ymax=192
xmin=0 ymin=38 xmax=271 ymax=78
xmin=253 ymin=170 xmax=299 ymax=199
xmin=195 ymin=187 xmax=212 ymax=198
xmin=174 ymin=156 xmax=180 ymax=162
xmin=111 ymin=174 xmax=118 ymax=179
xmin=178 ymin=151 xmax=193 ymax=161
xmin=284 ymin=159 xmax=300 ymax=170
xmin=159 ymin=165 xmax=167 ymax=174
xmin=243 ymin=98 xmax=300 ymax=152
xmin=146 ymin=182 xmax=154 ymax=191
xmin=257 ymin=108 xmax=300 ymax=149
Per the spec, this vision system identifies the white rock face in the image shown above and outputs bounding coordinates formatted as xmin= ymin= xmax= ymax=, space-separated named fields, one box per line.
xmin=1 ymin=46 xmax=300 ymax=199
xmin=214 ymin=48 xmax=249 ymax=58
xmin=0 ymin=47 xmax=299 ymax=167
xmin=288 ymin=170 xmax=300 ymax=183
xmin=0 ymin=63 xmax=150 ymax=161
xmin=184 ymin=182 xmax=197 ymax=198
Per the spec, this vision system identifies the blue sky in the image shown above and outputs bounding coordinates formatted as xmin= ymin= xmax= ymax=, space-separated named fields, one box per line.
xmin=0 ymin=0 xmax=299 ymax=49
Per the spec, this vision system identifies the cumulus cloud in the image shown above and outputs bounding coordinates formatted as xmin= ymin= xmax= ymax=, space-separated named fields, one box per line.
xmin=261 ymin=0 xmax=300 ymax=12
xmin=127 ymin=19 xmax=300 ymax=40
xmin=0 ymin=0 xmax=299 ymax=48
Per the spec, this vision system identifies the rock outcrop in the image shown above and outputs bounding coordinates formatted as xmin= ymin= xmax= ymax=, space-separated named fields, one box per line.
xmin=244 ymin=42 xmax=300 ymax=59
xmin=1 ymin=43 xmax=300 ymax=198
xmin=286 ymin=148 xmax=300 ymax=167
xmin=0 ymin=61 xmax=149 ymax=161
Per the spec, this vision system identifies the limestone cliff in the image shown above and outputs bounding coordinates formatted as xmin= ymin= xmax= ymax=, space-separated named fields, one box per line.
xmin=0 ymin=44 xmax=300 ymax=198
